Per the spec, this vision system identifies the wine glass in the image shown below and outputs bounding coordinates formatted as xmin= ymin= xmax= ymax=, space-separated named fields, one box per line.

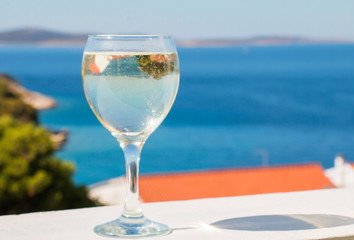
xmin=81 ymin=35 xmax=179 ymax=238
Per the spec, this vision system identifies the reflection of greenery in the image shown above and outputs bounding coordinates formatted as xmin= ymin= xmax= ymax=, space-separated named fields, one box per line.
xmin=136 ymin=55 xmax=175 ymax=79
xmin=0 ymin=75 xmax=98 ymax=215
xmin=82 ymin=54 xmax=95 ymax=76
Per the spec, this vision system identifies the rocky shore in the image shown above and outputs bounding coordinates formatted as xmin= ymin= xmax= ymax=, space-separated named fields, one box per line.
xmin=2 ymin=74 xmax=57 ymax=110
xmin=0 ymin=74 xmax=67 ymax=148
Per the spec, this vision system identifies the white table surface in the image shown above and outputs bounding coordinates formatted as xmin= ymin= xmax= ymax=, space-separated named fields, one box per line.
xmin=1 ymin=188 xmax=354 ymax=240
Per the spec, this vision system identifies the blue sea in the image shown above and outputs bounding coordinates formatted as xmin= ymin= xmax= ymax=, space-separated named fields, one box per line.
xmin=1 ymin=44 xmax=354 ymax=184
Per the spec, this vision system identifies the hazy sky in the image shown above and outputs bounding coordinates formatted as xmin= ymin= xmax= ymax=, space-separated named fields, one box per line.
xmin=1 ymin=0 xmax=354 ymax=40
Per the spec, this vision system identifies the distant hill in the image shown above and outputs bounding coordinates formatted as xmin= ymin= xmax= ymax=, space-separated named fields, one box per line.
xmin=0 ymin=28 xmax=87 ymax=45
xmin=0 ymin=28 xmax=353 ymax=46
xmin=175 ymin=36 xmax=354 ymax=47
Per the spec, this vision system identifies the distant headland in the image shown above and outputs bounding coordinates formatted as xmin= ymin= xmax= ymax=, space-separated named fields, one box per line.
xmin=0 ymin=28 xmax=353 ymax=47
xmin=0 ymin=28 xmax=87 ymax=45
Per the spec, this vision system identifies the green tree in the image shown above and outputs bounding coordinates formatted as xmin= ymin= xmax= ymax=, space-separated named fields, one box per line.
xmin=0 ymin=115 xmax=97 ymax=214
xmin=0 ymin=75 xmax=98 ymax=214
xmin=0 ymin=75 xmax=38 ymax=123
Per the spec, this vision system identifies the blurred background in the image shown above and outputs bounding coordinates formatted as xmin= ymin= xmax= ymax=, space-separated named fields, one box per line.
xmin=0 ymin=0 xmax=354 ymax=213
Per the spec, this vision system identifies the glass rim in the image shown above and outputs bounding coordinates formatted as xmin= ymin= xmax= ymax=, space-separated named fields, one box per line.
xmin=88 ymin=34 xmax=172 ymax=39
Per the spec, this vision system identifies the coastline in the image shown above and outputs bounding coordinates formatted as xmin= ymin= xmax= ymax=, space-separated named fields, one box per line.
xmin=2 ymin=74 xmax=56 ymax=110
xmin=1 ymin=74 xmax=67 ymax=148
xmin=1 ymin=29 xmax=353 ymax=48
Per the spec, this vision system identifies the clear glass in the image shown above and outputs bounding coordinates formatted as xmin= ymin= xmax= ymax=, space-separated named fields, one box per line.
xmin=81 ymin=35 xmax=179 ymax=238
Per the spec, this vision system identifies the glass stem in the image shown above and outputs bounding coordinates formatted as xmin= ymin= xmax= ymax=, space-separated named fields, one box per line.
xmin=121 ymin=143 xmax=143 ymax=219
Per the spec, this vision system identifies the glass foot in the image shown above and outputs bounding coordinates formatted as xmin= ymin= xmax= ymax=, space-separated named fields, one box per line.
xmin=94 ymin=215 xmax=170 ymax=238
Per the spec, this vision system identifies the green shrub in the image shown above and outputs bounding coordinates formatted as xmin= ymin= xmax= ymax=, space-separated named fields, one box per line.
xmin=0 ymin=75 xmax=98 ymax=214
xmin=0 ymin=76 xmax=38 ymax=123
xmin=0 ymin=115 xmax=97 ymax=214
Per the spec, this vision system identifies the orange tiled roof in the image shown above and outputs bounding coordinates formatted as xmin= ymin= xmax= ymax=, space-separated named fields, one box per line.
xmin=139 ymin=163 xmax=334 ymax=202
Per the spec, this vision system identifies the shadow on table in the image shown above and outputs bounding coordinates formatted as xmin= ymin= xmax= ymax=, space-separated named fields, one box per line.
xmin=210 ymin=214 xmax=354 ymax=231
